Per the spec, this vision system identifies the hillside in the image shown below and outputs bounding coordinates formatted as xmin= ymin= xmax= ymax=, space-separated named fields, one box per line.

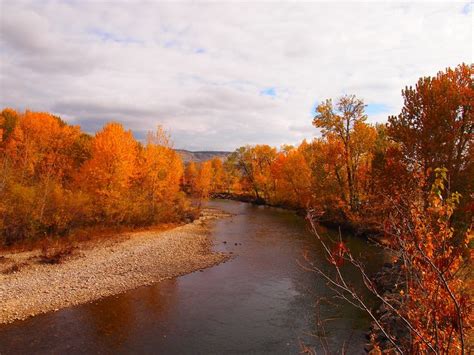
xmin=176 ymin=149 xmax=231 ymax=163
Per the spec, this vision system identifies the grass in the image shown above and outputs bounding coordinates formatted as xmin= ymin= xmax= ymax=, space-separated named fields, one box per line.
xmin=0 ymin=222 xmax=182 ymax=254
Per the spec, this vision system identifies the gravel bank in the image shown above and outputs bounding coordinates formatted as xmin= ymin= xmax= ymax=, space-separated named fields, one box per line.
xmin=0 ymin=208 xmax=231 ymax=324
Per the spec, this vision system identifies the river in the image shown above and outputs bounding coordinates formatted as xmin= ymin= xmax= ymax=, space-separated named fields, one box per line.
xmin=0 ymin=200 xmax=386 ymax=354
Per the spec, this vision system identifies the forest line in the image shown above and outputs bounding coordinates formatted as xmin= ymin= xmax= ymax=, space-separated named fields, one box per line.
xmin=187 ymin=64 xmax=472 ymax=235
xmin=1 ymin=64 xmax=471 ymax=245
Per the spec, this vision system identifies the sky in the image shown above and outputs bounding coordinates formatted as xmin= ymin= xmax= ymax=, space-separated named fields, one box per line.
xmin=0 ymin=0 xmax=472 ymax=151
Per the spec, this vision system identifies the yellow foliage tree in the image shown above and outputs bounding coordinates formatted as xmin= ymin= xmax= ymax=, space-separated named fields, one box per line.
xmin=135 ymin=126 xmax=184 ymax=222
xmin=76 ymin=122 xmax=137 ymax=223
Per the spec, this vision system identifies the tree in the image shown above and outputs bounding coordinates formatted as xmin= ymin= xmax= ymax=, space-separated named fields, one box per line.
xmin=185 ymin=161 xmax=198 ymax=193
xmin=76 ymin=122 xmax=137 ymax=223
xmin=387 ymin=63 xmax=473 ymax=196
xmin=5 ymin=111 xmax=81 ymax=227
xmin=5 ymin=111 xmax=81 ymax=183
xmin=306 ymin=169 xmax=472 ymax=353
xmin=0 ymin=111 xmax=87 ymax=242
xmin=313 ymin=95 xmax=368 ymax=211
xmin=351 ymin=121 xmax=377 ymax=208
xmin=231 ymin=146 xmax=262 ymax=200
xmin=272 ymin=148 xmax=312 ymax=207
xmin=222 ymin=154 xmax=242 ymax=194
xmin=252 ymin=145 xmax=277 ymax=202
xmin=136 ymin=126 xmax=183 ymax=222
xmin=194 ymin=161 xmax=213 ymax=205
xmin=0 ymin=108 xmax=19 ymax=143
xmin=0 ymin=110 xmax=186 ymax=244
xmin=210 ymin=157 xmax=224 ymax=193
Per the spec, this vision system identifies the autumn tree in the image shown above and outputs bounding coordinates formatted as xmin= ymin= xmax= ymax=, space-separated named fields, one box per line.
xmin=317 ymin=134 xmax=349 ymax=207
xmin=76 ymin=122 xmax=137 ymax=224
xmin=252 ymin=145 xmax=277 ymax=202
xmin=388 ymin=63 xmax=473 ymax=197
xmin=194 ymin=161 xmax=213 ymax=205
xmin=0 ymin=110 xmax=188 ymax=245
xmin=229 ymin=145 xmax=277 ymax=203
xmin=0 ymin=108 xmax=19 ymax=143
xmin=1 ymin=111 xmax=83 ymax=242
xmin=375 ymin=168 xmax=472 ymax=352
xmin=313 ymin=95 xmax=369 ymax=211
xmin=230 ymin=146 xmax=262 ymax=200
xmin=306 ymin=168 xmax=472 ymax=353
xmin=272 ymin=147 xmax=312 ymax=208
xmin=184 ymin=161 xmax=198 ymax=193
xmin=5 ymin=111 xmax=81 ymax=183
xmin=210 ymin=157 xmax=225 ymax=193
xmin=351 ymin=121 xmax=377 ymax=208
xmin=135 ymin=126 xmax=184 ymax=223
xmin=386 ymin=169 xmax=472 ymax=353
xmin=222 ymin=154 xmax=242 ymax=194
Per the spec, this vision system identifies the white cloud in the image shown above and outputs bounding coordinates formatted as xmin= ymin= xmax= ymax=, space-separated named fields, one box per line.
xmin=0 ymin=0 xmax=471 ymax=150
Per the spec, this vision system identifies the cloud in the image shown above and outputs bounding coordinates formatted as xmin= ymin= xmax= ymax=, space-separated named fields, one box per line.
xmin=0 ymin=7 xmax=51 ymax=53
xmin=0 ymin=0 xmax=471 ymax=151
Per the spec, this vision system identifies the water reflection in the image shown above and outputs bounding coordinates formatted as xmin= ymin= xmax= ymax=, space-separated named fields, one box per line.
xmin=0 ymin=200 xmax=385 ymax=354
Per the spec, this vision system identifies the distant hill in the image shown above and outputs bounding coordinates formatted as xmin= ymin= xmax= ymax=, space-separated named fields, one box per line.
xmin=176 ymin=149 xmax=232 ymax=163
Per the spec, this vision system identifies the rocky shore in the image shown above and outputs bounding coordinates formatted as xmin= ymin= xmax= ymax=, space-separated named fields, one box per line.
xmin=0 ymin=208 xmax=231 ymax=324
xmin=365 ymin=262 xmax=407 ymax=353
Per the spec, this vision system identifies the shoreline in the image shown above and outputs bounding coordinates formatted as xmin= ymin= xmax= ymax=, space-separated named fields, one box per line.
xmin=0 ymin=208 xmax=231 ymax=325
xmin=212 ymin=193 xmax=385 ymax=241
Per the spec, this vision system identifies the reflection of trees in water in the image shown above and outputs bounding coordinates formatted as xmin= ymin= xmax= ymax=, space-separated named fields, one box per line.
xmin=82 ymin=279 xmax=179 ymax=351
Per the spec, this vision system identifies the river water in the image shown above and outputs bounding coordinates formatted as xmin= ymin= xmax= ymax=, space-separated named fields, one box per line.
xmin=0 ymin=200 xmax=386 ymax=354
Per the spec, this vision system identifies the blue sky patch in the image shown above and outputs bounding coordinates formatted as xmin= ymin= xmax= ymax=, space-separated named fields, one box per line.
xmin=366 ymin=103 xmax=389 ymax=116
xmin=89 ymin=28 xmax=142 ymax=44
xmin=462 ymin=2 xmax=471 ymax=14
xmin=260 ymin=87 xmax=277 ymax=97
xmin=310 ymin=100 xmax=319 ymax=116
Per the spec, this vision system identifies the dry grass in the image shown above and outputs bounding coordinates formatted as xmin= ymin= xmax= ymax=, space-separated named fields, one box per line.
xmin=38 ymin=245 xmax=75 ymax=265
xmin=0 ymin=222 xmax=182 ymax=254
xmin=2 ymin=261 xmax=29 ymax=274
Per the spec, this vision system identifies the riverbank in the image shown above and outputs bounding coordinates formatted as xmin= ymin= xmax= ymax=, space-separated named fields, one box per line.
xmin=366 ymin=262 xmax=407 ymax=352
xmin=0 ymin=208 xmax=231 ymax=325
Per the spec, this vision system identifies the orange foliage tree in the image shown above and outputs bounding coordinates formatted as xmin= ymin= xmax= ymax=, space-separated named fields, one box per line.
xmin=210 ymin=157 xmax=225 ymax=193
xmin=76 ymin=123 xmax=137 ymax=224
xmin=0 ymin=112 xmax=185 ymax=245
xmin=313 ymin=95 xmax=369 ymax=211
xmin=135 ymin=126 xmax=184 ymax=223
xmin=1 ymin=111 xmax=84 ymax=242
xmin=388 ymin=63 xmax=473 ymax=230
xmin=184 ymin=161 xmax=198 ymax=193
xmin=228 ymin=145 xmax=277 ymax=203
xmin=388 ymin=64 xmax=473 ymax=189
xmin=271 ymin=147 xmax=312 ymax=208
xmin=388 ymin=168 xmax=472 ymax=353
xmin=192 ymin=161 xmax=213 ymax=206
